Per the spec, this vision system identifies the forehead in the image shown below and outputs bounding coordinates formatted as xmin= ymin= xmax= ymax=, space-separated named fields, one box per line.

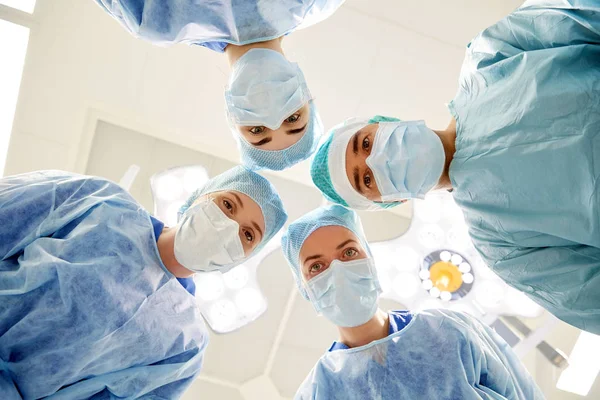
xmin=299 ymin=225 xmax=361 ymax=260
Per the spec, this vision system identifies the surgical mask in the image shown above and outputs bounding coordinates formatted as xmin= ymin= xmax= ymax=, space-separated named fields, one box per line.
xmin=366 ymin=121 xmax=445 ymax=201
xmin=304 ymin=258 xmax=381 ymax=327
xmin=225 ymin=48 xmax=312 ymax=130
xmin=174 ymin=199 xmax=245 ymax=272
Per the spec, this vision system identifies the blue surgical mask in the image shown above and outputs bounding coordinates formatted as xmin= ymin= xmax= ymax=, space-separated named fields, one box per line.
xmin=304 ymin=258 xmax=381 ymax=327
xmin=225 ymin=48 xmax=312 ymax=130
xmin=366 ymin=121 xmax=445 ymax=201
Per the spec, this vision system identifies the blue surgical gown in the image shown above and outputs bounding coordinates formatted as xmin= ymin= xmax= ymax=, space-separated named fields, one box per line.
xmin=94 ymin=0 xmax=346 ymax=51
xmin=0 ymin=171 xmax=207 ymax=399
xmin=295 ymin=310 xmax=543 ymax=400
xmin=448 ymin=0 xmax=600 ymax=334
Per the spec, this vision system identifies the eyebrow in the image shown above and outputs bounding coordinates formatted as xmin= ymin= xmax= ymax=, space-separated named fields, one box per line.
xmin=252 ymin=221 xmax=263 ymax=241
xmin=303 ymin=254 xmax=323 ymax=265
xmin=231 ymin=192 xmax=244 ymax=209
xmin=352 ymin=132 xmax=359 ymax=155
xmin=286 ymin=123 xmax=308 ymax=135
xmin=336 ymin=239 xmax=357 ymax=250
xmin=251 ymin=137 xmax=272 ymax=146
xmin=353 ymin=167 xmax=364 ymax=194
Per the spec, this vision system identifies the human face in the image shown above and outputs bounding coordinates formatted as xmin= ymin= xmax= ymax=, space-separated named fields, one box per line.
xmin=195 ymin=191 xmax=265 ymax=256
xmin=345 ymin=123 xmax=408 ymax=204
xmin=237 ymin=103 xmax=310 ymax=151
xmin=298 ymin=225 xmax=369 ymax=282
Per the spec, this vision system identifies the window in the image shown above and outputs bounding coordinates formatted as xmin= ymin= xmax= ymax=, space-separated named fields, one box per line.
xmin=0 ymin=0 xmax=36 ymax=14
xmin=0 ymin=1 xmax=34 ymax=176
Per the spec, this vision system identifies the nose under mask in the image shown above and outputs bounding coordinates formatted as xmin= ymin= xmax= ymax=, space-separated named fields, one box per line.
xmin=174 ymin=199 xmax=245 ymax=273
xmin=304 ymin=258 xmax=381 ymax=327
xmin=366 ymin=121 xmax=445 ymax=201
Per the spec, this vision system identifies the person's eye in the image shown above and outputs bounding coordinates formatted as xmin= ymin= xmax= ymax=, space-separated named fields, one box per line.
xmin=363 ymin=171 xmax=372 ymax=188
xmin=243 ymin=229 xmax=254 ymax=243
xmin=223 ymin=199 xmax=234 ymax=212
xmin=249 ymin=126 xmax=265 ymax=134
xmin=285 ymin=114 xmax=300 ymax=124
xmin=309 ymin=263 xmax=324 ymax=274
xmin=362 ymin=136 xmax=370 ymax=151
xmin=343 ymin=248 xmax=358 ymax=259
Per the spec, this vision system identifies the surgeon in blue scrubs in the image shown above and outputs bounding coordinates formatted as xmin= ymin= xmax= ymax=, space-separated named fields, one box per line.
xmin=309 ymin=0 xmax=600 ymax=334
xmin=0 ymin=167 xmax=286 ymax=399
xmin=94 ymin=0 xmax=346 ymax=171
xmin=281 ymin=205 xmax=544 ymax=400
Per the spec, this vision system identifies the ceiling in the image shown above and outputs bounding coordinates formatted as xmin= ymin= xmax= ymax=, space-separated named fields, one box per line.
xmin=6 ymin=0 xmax=599 ymax=399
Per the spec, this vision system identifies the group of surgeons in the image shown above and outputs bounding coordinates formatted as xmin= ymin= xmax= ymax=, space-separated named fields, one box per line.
xmin=1 ymin=0 xmax=598 ymax=399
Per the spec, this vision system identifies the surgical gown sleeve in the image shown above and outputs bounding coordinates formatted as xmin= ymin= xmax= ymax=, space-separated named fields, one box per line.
xmin=490 ymin=245 xmax=600 ymax=334
xmin=0 ymin=170 xmax=134 ymax=261
xmin=0 ymin=171 xmax=207 ymax=399
xmin=451 ymin=312 xmax=543 ymax=399
xmin=467 ymin=0 xmax=600 ymax=68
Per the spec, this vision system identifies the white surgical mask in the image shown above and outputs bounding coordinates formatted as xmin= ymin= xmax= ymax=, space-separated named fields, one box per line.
xmin=174 ymin=199 xmax=245 ymax=272
xmin=366 ymin=121 xmax=445 ymax=201
xmin=304 ymin=258 xmax=381 ymax=328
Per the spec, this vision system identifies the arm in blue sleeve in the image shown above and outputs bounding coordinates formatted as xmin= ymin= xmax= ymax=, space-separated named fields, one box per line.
xmin=494 ymin=244 xmax=600 ymax=335
xmin=453 ymin=313 xmax=545 ymax=399
xmin=50 ymin=348 xmax=204 ymax=399
xmin=0 ymin=171 xmax=134 ymax=260
xmin=473 ymin=0 xmax=600 ymax=59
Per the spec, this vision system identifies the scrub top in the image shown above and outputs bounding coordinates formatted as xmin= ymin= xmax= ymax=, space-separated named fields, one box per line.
xmin=296 ymin=310 xmax=543 ymax=400
xmin=449 ymin=0 xmax=600 ymax=334
xmin=0 ymin=171 xmax=206 ymax=399
xmin=94 ymin=0 xmax=346 ymax=50
xmin=328 ymin=311 xmax=412 ymax=352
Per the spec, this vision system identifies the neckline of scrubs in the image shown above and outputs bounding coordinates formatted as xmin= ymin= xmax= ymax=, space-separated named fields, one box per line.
xmin=446 ymin=98 xmax=464 ymax=190
xmin=146 ymin=214 xmax=199 ymax=301
xmin=328 ymin=312 xmax=420 ymax=355
xmin=329 ymin=311 xmax=413 ymax=352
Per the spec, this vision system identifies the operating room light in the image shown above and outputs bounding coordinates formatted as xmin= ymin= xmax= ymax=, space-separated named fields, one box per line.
xmin=418 ymin=224 xmax=445 ymax=248
xmin=462 ymin=273 xmax=474 ymax=284
xmin=450 ymin=254 xmax=463 ymax=265
xmin=446 ymin=225 xmax=472 ymax=250
xmin=394 ymin=246 xmax=420 ymax=271
xmin=475 ymin=280 xmax=506 ymax=309
xmin=393 ymin=273 xmax=419 ymax=299
xmin=183 ymin=168 xmax=209 ymax=193
xmin=195 ymin=272 xmax=225 ymax=302
xmin=209 ymin=299 xmax=238 ymax=331
xmin=556 ymin=331 xmax=600 ymax=396
xmin=154 ymin=174 xmax=183 ymax=201
xmin=223 ymin=264 xmax=249 ymax=290
xmin=414 ymin=196 xmax=442 ymax=223
xmin=165 ymin=201 xmax=185 ymax=227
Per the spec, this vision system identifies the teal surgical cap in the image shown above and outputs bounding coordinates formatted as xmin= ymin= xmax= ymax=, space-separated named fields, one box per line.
xmin=179 ymin=166 xmax=288 ymax=255
xmin=310 ymin=116 xmax=401 ymax=211
xmin=281 ymin=205 xmax=371 ymax=299
xmin=369 ymin=115 xmax=401 ymax=124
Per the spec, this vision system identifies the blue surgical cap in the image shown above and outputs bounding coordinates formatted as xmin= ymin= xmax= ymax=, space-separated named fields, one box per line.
xmin=235 ymin=101 xmax=323 ymax=171
xmin=310 ymin=116 xmax=401 ymax=210
xmin=281 ymin=205 xmax=371 ymax=299
xmin=179 ymin=166 xmax=288 ymax=255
